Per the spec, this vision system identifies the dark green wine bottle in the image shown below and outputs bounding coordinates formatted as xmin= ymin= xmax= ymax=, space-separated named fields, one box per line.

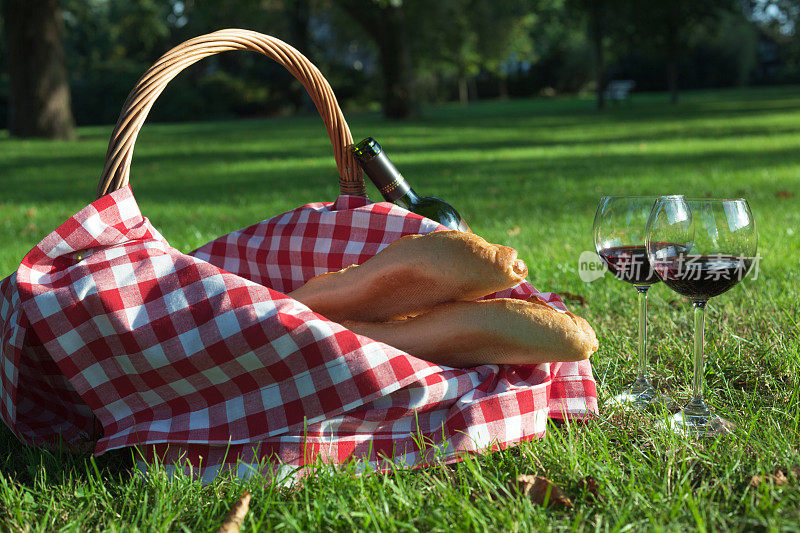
xmin=352 ymin=137 xmax=470 ymax=232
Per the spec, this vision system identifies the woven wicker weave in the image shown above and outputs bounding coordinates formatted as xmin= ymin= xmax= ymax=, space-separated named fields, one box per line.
xmin=97 ymin=28 xmax=366 ymax=198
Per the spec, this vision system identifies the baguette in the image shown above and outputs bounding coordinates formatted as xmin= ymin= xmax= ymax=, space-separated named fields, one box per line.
xmin=342 ymin=297 xmax=598 ymax=367
xmin=289 ymin=230 xmax=528 ymax=322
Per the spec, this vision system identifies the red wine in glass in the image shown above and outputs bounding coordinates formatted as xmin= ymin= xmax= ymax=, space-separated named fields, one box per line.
xmin=597 ymin=245 xmax=660 ymax=286
xmin=653 ymin=254 xmax=753 ymax=300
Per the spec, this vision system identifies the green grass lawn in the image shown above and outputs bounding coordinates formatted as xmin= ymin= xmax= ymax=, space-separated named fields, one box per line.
xmin=1 ymin=86 xmax=799 ymax=531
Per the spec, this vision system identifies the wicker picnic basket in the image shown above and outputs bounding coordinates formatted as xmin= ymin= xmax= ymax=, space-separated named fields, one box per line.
xmin=0 ymin=28 xmax=596 ymax=480
xmin=97 ymin=28 xmax=367 ymax=198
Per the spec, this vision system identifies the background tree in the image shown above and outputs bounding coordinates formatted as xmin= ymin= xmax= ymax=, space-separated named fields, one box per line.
xmin=2 ymin=0 xmax=76 ymax=139
xmin=334 ymin=0 xmax=417 ymax=119
xmin=3 ymin=0 xmax=800 ymax=129
xmin=565 ymin=0 xmax=637 ymax=110
xmin=416 ymin=0 xmax=535 ymax=104
xmin=333 ymin=0 xmax=536 ymax=115
xmin=746 ymin=0 xmax=800 ymax=83
xmin=564 ymin=0 xmax=613 ymax=109
xmin=512 ymin=1 xmax=594 ymax=98
xmin=619 ymin=0 xmax=740 ymax=104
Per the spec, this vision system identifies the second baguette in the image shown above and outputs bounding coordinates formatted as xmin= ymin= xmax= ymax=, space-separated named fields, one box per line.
xmin=342 ymin=297 xmax=598 ymax=368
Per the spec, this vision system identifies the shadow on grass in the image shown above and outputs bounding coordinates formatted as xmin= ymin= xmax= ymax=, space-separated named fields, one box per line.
xmin=3 ymin=86 xmax=800 ymax=210
xmin=0 ymin=425 xmax=136 ymax=488
xmin=3 ymin=141 xmax=799 ymax=211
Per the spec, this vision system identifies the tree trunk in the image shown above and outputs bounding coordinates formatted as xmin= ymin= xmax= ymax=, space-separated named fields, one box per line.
xmin=589 ymin=2 xmax=605 ymax=110
xmin=288 ymin=0 xmax=314 ymax=112
xmin=335 ymin=0 xmax=417 ymax=119
xmin=667 ymin=23 xmax=679 ymax=105
xmin=467 ymin=77 xmax=478 ymax=102
xmin=374 ymin=6 xmax=416 ymax=118
xmin=667 ymin=57 xmax=679 ymax=104
xmin=3 ymin=0 xmax=76 ymax=139
xmin=458 ymin=76 xmax=469 ymax=105
xmin=498 ymin=76 xmax=509 ymax=100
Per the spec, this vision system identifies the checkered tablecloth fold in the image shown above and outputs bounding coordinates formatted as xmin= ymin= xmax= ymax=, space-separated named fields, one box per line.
xmin=0 ymin=185 xmax=597 ymax=479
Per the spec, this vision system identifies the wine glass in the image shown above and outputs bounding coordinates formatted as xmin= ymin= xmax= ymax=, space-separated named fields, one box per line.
xmin=646 ymin=197 xmax=757 ymax=436
xmin=594 ymin=196 xmax=667 ymax=408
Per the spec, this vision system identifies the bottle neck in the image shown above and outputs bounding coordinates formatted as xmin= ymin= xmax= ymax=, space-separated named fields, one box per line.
xmin=352 ymin=139 xmax=413 ymax=203
xmin=394 ymin=188 xmax=420 ymax=211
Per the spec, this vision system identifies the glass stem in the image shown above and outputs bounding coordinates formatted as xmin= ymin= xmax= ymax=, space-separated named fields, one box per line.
xmin=691 ymin=300 xmax=707 ymax=402
xmin=635 ymin=286 xmax=650 ymax=382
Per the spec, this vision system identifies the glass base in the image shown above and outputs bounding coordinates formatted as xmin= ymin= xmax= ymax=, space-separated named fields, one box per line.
xmin=608 ymin=378 xmax=662 ymax=409
xmin=663 ymin=397 xmax=734 ymax=437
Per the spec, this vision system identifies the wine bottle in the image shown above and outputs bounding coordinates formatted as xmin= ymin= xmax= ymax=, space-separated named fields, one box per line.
xmin=352 ymin=137 xmax=470 ymax=232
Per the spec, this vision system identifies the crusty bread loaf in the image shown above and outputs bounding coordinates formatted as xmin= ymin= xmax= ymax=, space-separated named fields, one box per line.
xmin=289 ymin=230 xmax=528 ymax=322
xmin=342 ymin=297 xmax=598 ymax=367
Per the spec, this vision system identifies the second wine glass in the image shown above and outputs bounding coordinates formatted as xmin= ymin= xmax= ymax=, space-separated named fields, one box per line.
xmin=646 ymin=196 xmax=757 ymax=436
xmin=594 ymin=195 xmax=666 ymax=408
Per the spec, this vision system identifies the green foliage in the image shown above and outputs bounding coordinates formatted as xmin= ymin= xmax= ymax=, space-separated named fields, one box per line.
xmin=409 ymin=0 xmax=536 ymax=76
xmin=58 ymin=0 xmax=320 ymax=125
xmin=613 ymin=8 xmax=760 ymax=92
xmin=750 ymin=0 xmax=800 ymax=83
xmin=5 ymin=0 xmax=800 ymax=125
xmin=1 ymin=86 xmax=799 ymax=530
xmin=687 ymin=11 xmax=759 ymax=88
xmin=522 ymin=0 xmax=595 ymax=94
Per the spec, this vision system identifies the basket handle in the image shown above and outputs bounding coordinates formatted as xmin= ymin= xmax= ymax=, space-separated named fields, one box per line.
xmin=97 ymin=29 xmax=365 ymax=198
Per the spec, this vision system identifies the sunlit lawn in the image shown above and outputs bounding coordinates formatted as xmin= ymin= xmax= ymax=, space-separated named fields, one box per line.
xmin=1 ymin=86 xmax=799 ymax=531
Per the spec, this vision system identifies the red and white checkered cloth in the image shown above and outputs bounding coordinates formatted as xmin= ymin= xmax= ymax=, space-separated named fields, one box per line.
xmin=0 ymin=186 xmax=596 ymax=481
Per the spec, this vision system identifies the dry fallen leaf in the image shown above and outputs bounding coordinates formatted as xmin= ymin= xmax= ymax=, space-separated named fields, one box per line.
xmin=513 ymin=475 xmax=573 ymax=508
xmin=775 ymin=190 xmax=795 ymax=199
xmin=557 ymin=292 xmax=587 ymax=307
xmin=576 ymin=476 xmax=602 ymax=502
xmin=506 ymin=226 xmax=521 ymax=236
xmin=749 ymin=467 xmax=799 ymax=488
xmin=216 ymin=491 xmax=251 ymax=533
